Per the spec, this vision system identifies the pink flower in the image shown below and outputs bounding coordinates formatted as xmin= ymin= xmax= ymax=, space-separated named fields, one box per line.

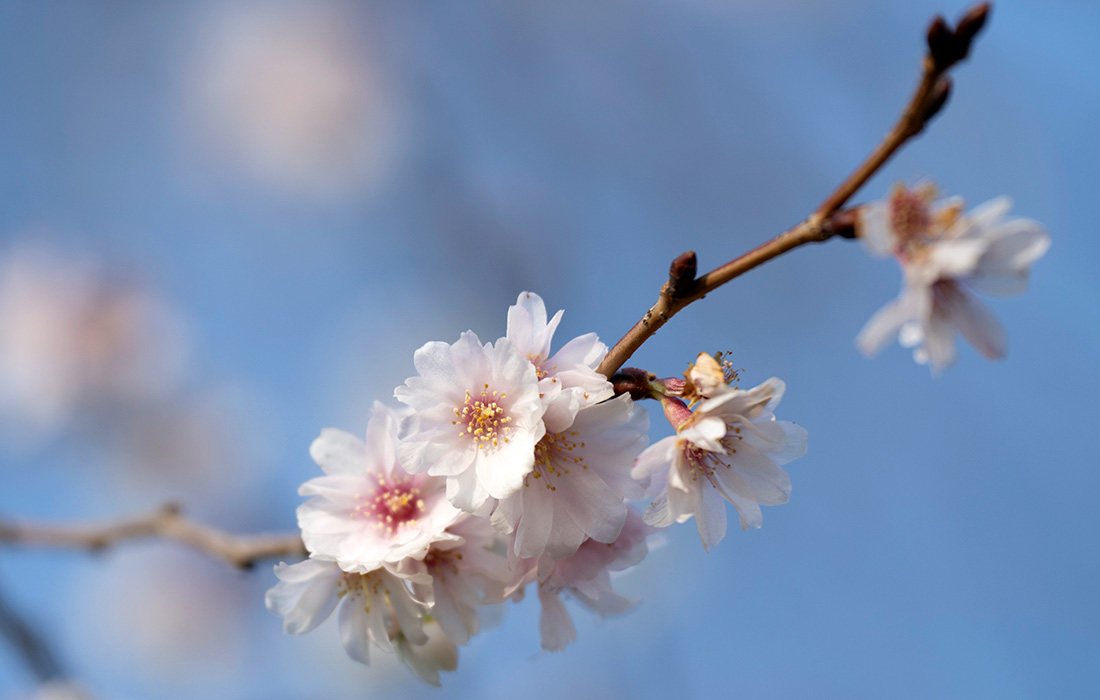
xmin=297 ymin=403 xmax=462 ymax=573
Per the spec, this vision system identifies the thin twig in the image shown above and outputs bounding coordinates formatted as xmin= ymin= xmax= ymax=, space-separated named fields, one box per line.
xmin=0 ymin=505 xmax=306 ymax=570
xmin=597 ymin=3 xmax=991 ymax=378
xmin=0 ymin=580 xmax=64 ymax=682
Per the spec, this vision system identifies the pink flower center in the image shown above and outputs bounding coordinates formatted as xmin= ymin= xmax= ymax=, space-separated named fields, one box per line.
xmin=353 ymin=474 xmax=426 ymax=537
xmin=890 ymin=188 xmax=933 ymax=242
xmin=453 ymin=385 xmax=512 ymax=449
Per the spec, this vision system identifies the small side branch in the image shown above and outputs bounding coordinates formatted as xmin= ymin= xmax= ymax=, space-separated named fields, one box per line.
xmin=598 ymin=3 xmax=990 ymax=378
xmin=0 ymin=581 xmax=64 ymax=682
xmin=0 ymin=505 xmax=306 ymax=570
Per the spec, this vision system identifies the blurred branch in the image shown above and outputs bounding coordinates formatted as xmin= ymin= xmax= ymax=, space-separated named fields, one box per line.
xmin=597 ymin=3 xmax=991 ymax=378
xmin=0 ymin=580 xmax=64 ymax=683
xmin=0 ymin=505 xmax=306 ymax=570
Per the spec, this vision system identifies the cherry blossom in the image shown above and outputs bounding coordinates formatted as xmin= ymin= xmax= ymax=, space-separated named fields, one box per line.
xmin=491 ymin=394 xmax=649 ymax=559
xmin=264 ymin=559 xmax=430 ymax=671
xmin=632 ymin=376 xmax=807 ymax=550
xmin=297 ymin=402 xmax=462 ymax=573
xmin=857 ymin=185 xmax=1051 ymax=371
xmin=394 ymin=331 xmax=546 ymax=513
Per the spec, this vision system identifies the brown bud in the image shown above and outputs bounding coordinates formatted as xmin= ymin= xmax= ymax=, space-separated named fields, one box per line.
xmin=668 ymin=250 xmax=697 ymax=297
xmin=955 ymin=2 xmax=992 ymax=45
xmin=926 ymin=16 xmax=960 ymax=70
xmin=923 ymin=76 xmax=953 ymax=123
xmin=610 ymin=367 xmax=655 ymax=401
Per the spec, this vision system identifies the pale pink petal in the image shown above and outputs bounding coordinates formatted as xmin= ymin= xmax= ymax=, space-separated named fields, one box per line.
xmin=542 ymin=509 xmax=588 ymax=560
xmin=709 ymin=461 xmax=765 ymax=531
xmin=857 ymin=201 xmax=895 ymax=257
xmin=642 ymin=490 xmax=674 ymax=528
xmin=695 ymin=483 xmax=728 ymax=550
xmin=514 ymin=487 xmax=554 ymax=558
xmin=395 ymin=624 xmax=458 ymax=687
xmin=265 ymin=560 xmax=341 ymax=635
xmin=857 ymin=293 xmax=917 ymax=357
xmin=559 ymin=467 xmax=627 ymax=546
xmin=549 ymin=332 xmax=607 ymax=370
xmin=386 ymin=575 xmax=428 ymax=646
xmin=337 ymin=595 xmax=374 ymax=665
xmin=944 ymin=289 xmax=1007 ymax=360
xmin=951 ymin=196 xmax=1013 ymax=239
xmin=631 ymin=436 xmax=676 ymax=482
xmin=309 ymin=429 xmax=368 ymax=476
xmin=410 ymin=341 xmax=458 ymax=385
xmin=475 ymin=432 xmax=538 ymax=499
xmin=723 ymin=442 xmax=791 ymax=506
xmin=538 ymin=587 xmax=576 ymax=652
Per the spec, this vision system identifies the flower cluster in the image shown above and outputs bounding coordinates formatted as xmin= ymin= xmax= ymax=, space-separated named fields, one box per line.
xmin=266 ymin=294 xmax=807 ymax=685
xmin=857 ymin=184 xmax=1050 ymax=372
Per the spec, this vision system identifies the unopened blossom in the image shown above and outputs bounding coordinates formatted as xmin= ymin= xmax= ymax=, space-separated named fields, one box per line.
xmin=521 ymin=507 xmax=656 ymax=652
xmin=297 ymin=403 xmax=462 ymax=573
xmin=265 ymin=559 xmax=430 ymax=672
xmin=506 ymin=292 xmax=613 ymax=432
xmin=632 ymin=377 xmax=807 ymax=550
xmin=395 ymin=331 xmax=545 ymax=513
xmin=857 ymin=185 xmax=1050 ymax=371
xmin=682 ymin=351 xmax=741 ymax=403
xmin=492 ymin=394 xmax=649 ymax=559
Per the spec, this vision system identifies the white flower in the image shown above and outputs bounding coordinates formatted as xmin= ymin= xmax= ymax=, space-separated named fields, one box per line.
xmin=395 ymin=331 xmax=545 ymax=514
xmin=632 ymin=378 xmax=807 ymax=551
xmin=264 ymin=559 xmax=429 ymax=670
xmin=297 ymin=402 xmax=462 ymax=573
xmin=506 ymin=291 xmax=613 ymax=432
xmin=857 ymin=186 xmax=1051 ymax=372
xmin=491 ymin=394 xmax=649 ymax=559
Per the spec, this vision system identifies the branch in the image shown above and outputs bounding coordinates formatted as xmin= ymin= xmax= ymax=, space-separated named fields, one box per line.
xmin=597 ymin=3 xmax=991 ymax=378
xmin=0 ymin=504 xmax=306 ymax=570
xmin=0 ymin=580 xmax=64 ymax=683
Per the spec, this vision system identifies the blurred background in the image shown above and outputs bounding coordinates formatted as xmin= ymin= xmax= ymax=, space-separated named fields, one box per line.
xmin=0 ymin=1 xmax=1096 ymax=698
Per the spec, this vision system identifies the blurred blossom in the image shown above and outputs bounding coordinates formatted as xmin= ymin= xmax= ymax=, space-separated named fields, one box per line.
xmin=0 ymin=244 xmax=190 ymax=451
xmin=17 ymin=682 xmax=96 ymax=700
xmin=187 ymin=3 xmax=403 ymax=199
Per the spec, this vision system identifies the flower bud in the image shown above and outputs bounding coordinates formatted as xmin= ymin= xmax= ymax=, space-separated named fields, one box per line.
xmin=688 ymin=352 xmax=727 ymax=399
